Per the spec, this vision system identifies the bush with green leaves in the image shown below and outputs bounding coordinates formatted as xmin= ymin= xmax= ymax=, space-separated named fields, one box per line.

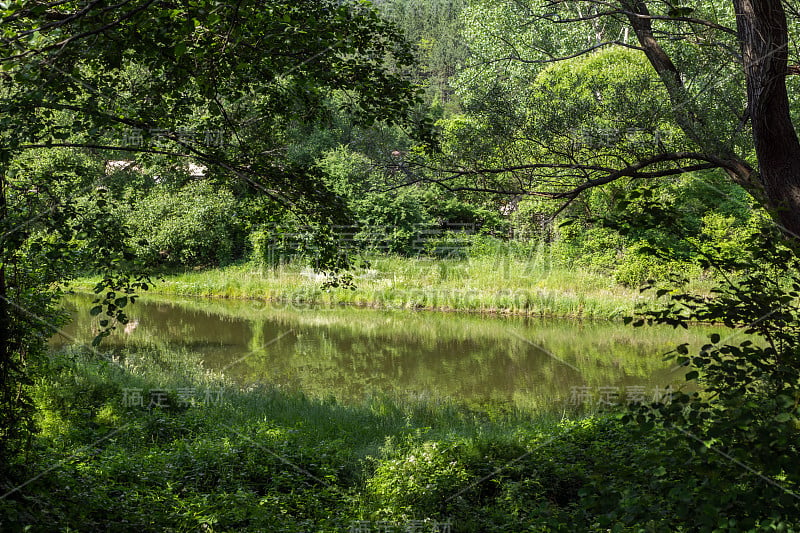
xmin=510 ymin=197 xmax=557 ymax=241
xmin=692 ymin=211 xmax=763 ymax=264
xmin=316 ymin=145 xmax=375 ymax=198
xmin=249 ymin=223 xmax=299 ymax=267
xmin=605 ymin=227 xmax=800 ymax=531
xmin=551 ymin=224 xmax=624 ymax=272
xmin=366 ymin=437 xmax=472 ymax=521
xmin=613 ymin=242 xmax=699 ymax=288
xmin=351 ymin=190 xmax=433 ymax=255
xmin=124 ymin=180 xmax=243 ymax=267
xmin=424 ymin=194 xmax=509 ymax=235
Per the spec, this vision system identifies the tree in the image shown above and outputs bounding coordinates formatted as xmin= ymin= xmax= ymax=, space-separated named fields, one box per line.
xmin=375 ymin=0 xmax=470 ymax=105
xmin=0 ymin=0 xmax=423 ymax=460
xmin=421 ymin=0 xmax=800 ymax=238
xmin=428 ymin=2 xmax=800 ymax=526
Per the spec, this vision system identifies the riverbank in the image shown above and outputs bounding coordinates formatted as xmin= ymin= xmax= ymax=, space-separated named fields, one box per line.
xmin=72 ymin=255 xmax=678 ymax=319
xmin=1 ymin=347 xmax=697 ymax=532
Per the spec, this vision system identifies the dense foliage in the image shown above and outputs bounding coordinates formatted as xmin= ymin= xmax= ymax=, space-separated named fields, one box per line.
xmin=617 ymin=227 xmax=800 ymax=529
xmin=3 ymin=0 xmax=800 ymax=530
xmin=0 ymin=0 xmax=425 ymax=470
xmin=0 ymin=348 xmax=760 ymax=532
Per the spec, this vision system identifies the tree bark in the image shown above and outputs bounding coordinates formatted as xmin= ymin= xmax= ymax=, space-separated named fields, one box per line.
xmin=734 ymin=0 xmax=800 ymax=239
xmin=623 ymin=0 xmax=758 ymax=193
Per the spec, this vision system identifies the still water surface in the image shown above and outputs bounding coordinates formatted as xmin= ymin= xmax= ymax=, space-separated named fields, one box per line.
xmin=53 ymin=293 xmax=720 ymax=411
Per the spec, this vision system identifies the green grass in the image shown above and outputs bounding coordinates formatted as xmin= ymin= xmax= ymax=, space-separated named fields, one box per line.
xmin=1 ymin=347 xmax=588 ymax=531
xmin=5 ymin=344 xmax=794 ymax=532
xmin=73 ymin=254 xmax=666 ymax=319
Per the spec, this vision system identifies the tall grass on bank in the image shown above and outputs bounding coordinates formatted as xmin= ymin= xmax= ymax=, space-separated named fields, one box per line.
xmin=6 ymin=347 xmax=600 ymax=531
xmin=73 ymin=253 xmax=658 ymax=318
xmin=7 ymin=345 xmax=774 ymax=530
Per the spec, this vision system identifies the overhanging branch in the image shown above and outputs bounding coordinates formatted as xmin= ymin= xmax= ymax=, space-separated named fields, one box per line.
xmin=404 ymin=152 xmax=726 ymax=201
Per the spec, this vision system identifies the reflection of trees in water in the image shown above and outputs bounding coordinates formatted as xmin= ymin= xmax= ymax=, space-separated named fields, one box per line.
xmin=55 ymin=293 xmax=720 ymax=409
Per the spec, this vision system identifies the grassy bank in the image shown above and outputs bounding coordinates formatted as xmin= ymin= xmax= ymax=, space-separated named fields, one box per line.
xmin=73 ymin=254 xmax=670 ymax=319
xmin=0 ymin=347 xmax=712 ymax=532
xmin=6 ymin=345 xmax=791 ymax=531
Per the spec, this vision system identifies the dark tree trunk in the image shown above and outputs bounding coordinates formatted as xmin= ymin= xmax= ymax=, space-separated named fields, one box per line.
xmin=734 ymin=0 xmax=800 ymax=239
xmin=624 ymin=1 xmax=758 ymax=193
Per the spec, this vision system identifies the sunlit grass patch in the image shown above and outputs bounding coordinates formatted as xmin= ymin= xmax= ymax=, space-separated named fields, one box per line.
xmin=72 ymin=252 xmax=659 ymax=319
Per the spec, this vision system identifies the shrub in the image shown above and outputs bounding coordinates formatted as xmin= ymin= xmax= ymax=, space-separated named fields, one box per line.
xmin=316 ymin=145 xmax=374 ymax=198
xmin=510 ymin=197 xmax=557 ymax=241
xmin=614 ymin=243 xmax=697 ymax=288
xmin=248 ymin=222 xmax=311 ymax=267
xmin=367 ymin=438 xmax=472 ymax=521
xmin=694 ymin=211 xmax=762 ymax=263
xmin=552 ymin=225 xmax=625 ymax=272
xmin=125 ymin=180 xmax=243 ymax=267
xmin=352 ymin=191 xmax=433 ymax=255
xmin=617 ymin=227 xmax=800 ymax=530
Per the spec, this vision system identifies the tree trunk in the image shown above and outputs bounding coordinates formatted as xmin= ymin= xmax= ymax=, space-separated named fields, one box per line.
xmin=624 ymin=1 xmax=758 ymax=194
xmin=734 ymin=0 xmax=800 ymax=239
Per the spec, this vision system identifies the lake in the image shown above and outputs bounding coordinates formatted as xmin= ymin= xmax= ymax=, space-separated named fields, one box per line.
xmin=52 ymin=293 xmax=721 ymax=412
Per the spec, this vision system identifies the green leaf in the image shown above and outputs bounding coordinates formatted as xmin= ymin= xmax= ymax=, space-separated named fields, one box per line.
xmin=90 ymin=306 xmax=102 ymax=316
xmin=174 ymin=42 xmax=187 ymax=58
xmin=685 ymin=370 xmax=699 ymax=381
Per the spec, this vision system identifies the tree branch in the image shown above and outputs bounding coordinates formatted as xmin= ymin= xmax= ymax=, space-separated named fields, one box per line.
xmin=1 ymin=0 xmax=157 ymax=63
xmin=414 ymin=152 xmax=726 ymax=201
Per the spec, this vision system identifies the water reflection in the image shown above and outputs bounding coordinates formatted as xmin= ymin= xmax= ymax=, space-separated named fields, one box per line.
xmin=52 ymin=293 xmax=720 ymax=411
